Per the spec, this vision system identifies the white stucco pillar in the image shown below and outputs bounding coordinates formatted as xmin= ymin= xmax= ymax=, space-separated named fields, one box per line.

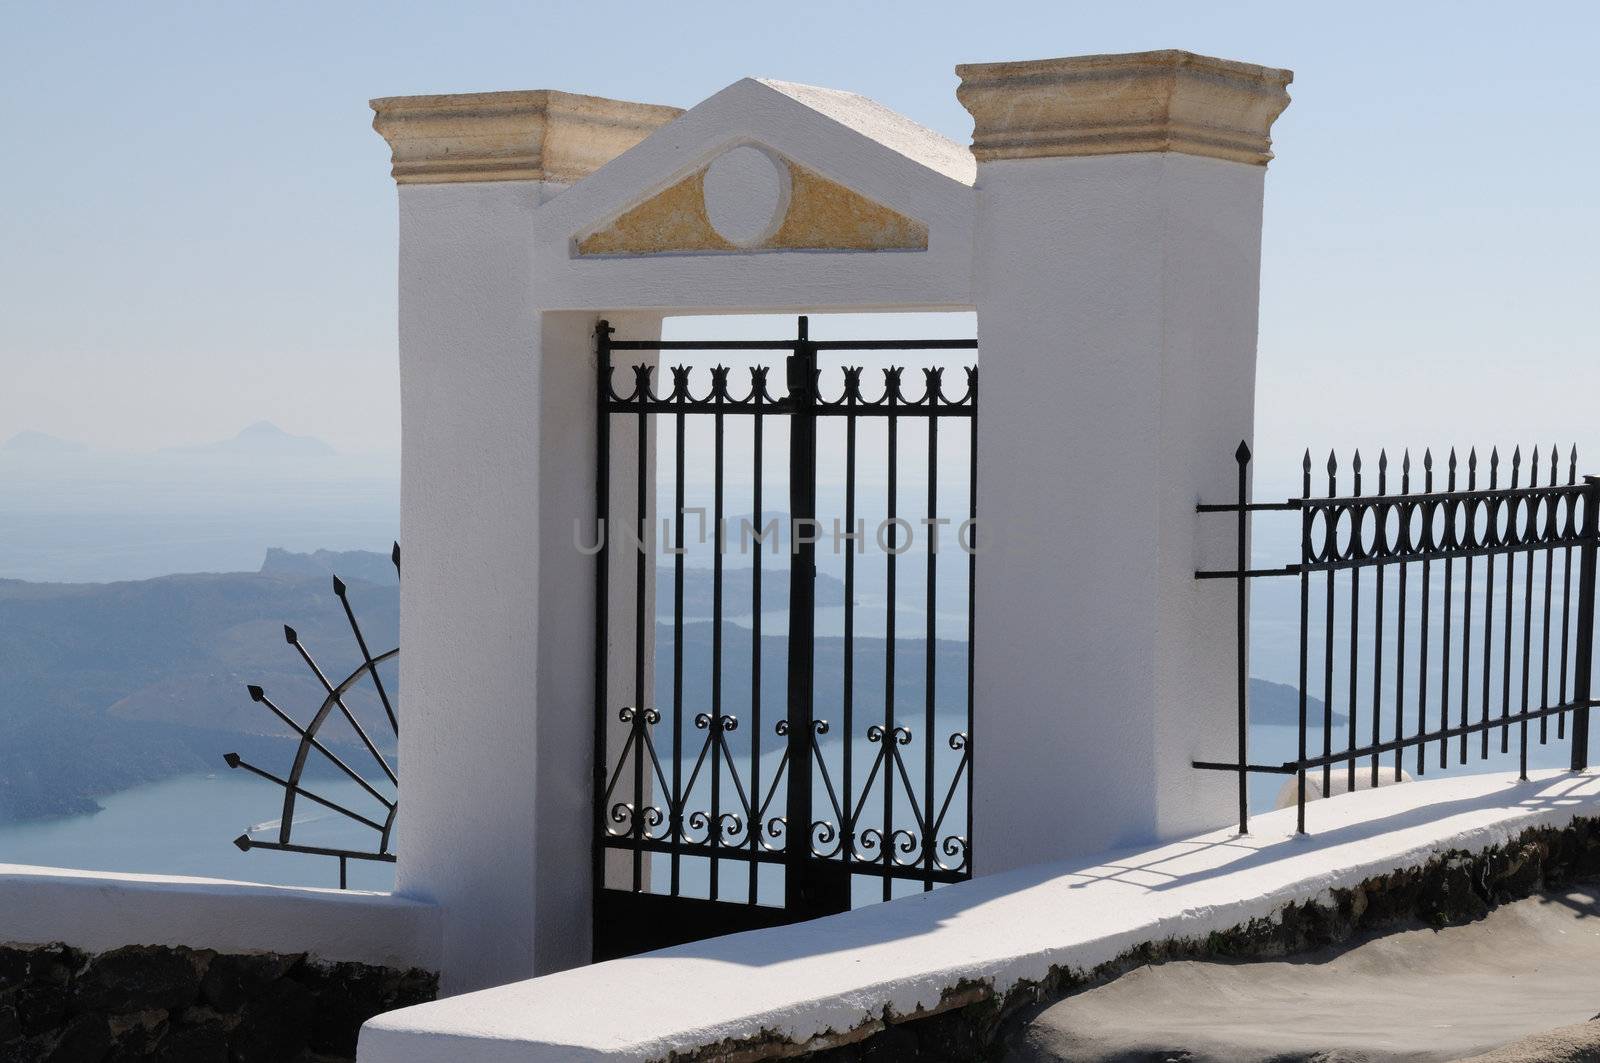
xmin=958 ymin=51 xmax=1292 ymax=868
xmin=370 ymin=91 xmax=679 ymax=993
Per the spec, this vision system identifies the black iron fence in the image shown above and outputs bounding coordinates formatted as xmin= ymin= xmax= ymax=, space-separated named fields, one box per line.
xmin=1196 ymin=443 xmax=1598 ymax=834
xmin=226 ymin=544 xmax=400 ymax=888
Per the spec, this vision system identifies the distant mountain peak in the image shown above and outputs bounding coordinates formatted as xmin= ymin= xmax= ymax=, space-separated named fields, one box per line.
xmin=166 ymin=422 xmax=336 ymax=458
xmin=238 ymin=420 xmax=291 ymax=438
xmin=3 ymin=430 xmax=89 ymax=454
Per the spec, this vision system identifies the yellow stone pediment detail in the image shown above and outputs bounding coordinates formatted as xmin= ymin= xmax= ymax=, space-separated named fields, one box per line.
xmin=576 ymin=151 xmax=928 ymax=256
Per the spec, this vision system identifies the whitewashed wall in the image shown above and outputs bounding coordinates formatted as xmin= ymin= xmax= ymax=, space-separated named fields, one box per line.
xmin=971 ymin=152 xmax=1265 ymax=865
xmin=0 ymin=865 xmax=439 ymax=970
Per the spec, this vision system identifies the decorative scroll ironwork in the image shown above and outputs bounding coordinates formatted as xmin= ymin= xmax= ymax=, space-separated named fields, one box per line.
xmin=226 ymin=544 xmax=400 ymax=889
xmin=594 ymin=317 xmax=976 ymax=956
xmin=1196 ymin=444 xmax=1598 ymax=836
xmin=601 ymin=354 xmax=978 ymax=415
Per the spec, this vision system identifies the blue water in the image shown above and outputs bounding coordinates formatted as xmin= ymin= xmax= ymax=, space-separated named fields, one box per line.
xmin=0 ymin=773 xmax=395 ymax=891
xmin=1246 ymin=721 xmax=1583 ymax=814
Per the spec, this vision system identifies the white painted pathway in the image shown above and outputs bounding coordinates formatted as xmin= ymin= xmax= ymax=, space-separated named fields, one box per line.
xmin=358 ymin=769 xmax=1600 ymax=1062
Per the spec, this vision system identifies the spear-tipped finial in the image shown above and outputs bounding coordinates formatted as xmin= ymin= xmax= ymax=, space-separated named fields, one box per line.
xmin=1512 ymin=444 xmax=1522 ymax=467
xmin=224 ymin=752 xmax=241 ymax=769
xmin=1379 ymin=449 xmax=1389 ymax=471
xmin=1326 ymin=450 xmax=1338 ymax=476
xmin=391 ymin=542 xmax=401 ymax=574
xmin=1403 ymin=449 xmax=1412 ymax=474
xmin=1467 ymin=447 xmax=1478 ymax=471
xmin=1448 ymin=447 xmax=1458 ymax=469
xmin=1302 ymin=449 xmax=1313 ymax=474
xmin=1490 ymin=446 xmax=1499 ymax=467
xmin=1424 ymin=448 xmax=1434 ymax=470
xmin=283 ymin=625 xmax=298 ymax=645
xmin=1235 ymin=439 xmax=1251 ymax=463
xmin=332 ymin=575 xmax=347 ymax=597
xmin=247 ymin=684 xmax=265 ymax=702
xmin=232 ymin=834 xmax=252 ymax=852
xmin=1352 ymin=449 xmax=1363 ymax=474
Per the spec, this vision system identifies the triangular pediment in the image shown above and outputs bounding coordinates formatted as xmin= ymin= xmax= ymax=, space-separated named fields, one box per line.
xmin=576 ymin=143 xmax=928 ymax=256
xmin=534 ymin=78 xmax=974 ymax=260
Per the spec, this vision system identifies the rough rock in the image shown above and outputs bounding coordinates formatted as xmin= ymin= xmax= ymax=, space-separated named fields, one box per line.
xmin=0 ymin=943 xmax=436 ymax=1063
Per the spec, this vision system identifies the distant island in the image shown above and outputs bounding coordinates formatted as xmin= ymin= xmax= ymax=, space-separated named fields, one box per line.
xmin=0 ymin=549 xmax=396 ymax=824
xmin=1251 ymin=677 xmax=1346 ymax=728
xmin=0 ymin=548 xmax=1328 ymax=825
xmin=161 ymin=420 xmax=337 ymax=458
xmin=1 ymin=430 xmax=90 ymax=455
xmin=0 ymin=424 xmax=397 ymax=584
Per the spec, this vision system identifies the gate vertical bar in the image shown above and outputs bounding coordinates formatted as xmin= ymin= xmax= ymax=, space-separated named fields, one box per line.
xmin=749 ymin=374 xmax=765 ymax=902
xmin=924 ymin=384 xmax=940 ymax=886
xmin=591 ymin=321 xmax=613 ymax=931
xmin=1569 ymin=476 xmax=1599 ymax=772
xmin=882 ymin=372 xmax=900 ymax=902
xmin=842 ymin=374 xmax=857 ymax=870
xmin=785 ymin=316 xmax=818 ymax=910
xmin=709 ymin=368 xmax=726 ymax=901
xmin=672 ymin=375 xmax=686 ymax=897
xmin=631 ymin=365 xmax=650 ymax=893
xmin=965 ymin=368 xmax=977 ymax=873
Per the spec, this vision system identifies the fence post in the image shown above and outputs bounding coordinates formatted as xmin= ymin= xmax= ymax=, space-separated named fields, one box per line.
xmin=1233 ymin=442 xmax=1251 ymax=834
xmin=1570 ymin=476 xmax=1599 ymax=772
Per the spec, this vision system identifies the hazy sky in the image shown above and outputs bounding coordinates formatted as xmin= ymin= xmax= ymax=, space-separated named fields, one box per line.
xmin=3 ymin=2 xmax=1597 ymax=476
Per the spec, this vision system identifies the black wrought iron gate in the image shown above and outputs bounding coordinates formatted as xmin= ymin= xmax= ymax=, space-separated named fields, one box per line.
xmin=592 ymin=317 xmax=978 ymax=960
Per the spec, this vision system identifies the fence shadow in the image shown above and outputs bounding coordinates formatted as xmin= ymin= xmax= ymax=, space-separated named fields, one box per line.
xmin=615 ymin=770 xmax=1600 ymax=973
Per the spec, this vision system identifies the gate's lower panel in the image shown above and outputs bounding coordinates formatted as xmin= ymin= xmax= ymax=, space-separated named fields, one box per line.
xmin=593 ymin=888 xmax=800 ymax=961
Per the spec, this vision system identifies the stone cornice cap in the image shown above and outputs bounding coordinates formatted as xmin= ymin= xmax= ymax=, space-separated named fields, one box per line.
xmin=370 ymin=90 xmax=683 ymax=185
xmin=955 ymin=50 xmax=1292 ymax=166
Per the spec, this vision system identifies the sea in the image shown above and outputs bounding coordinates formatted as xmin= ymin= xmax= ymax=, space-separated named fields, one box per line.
xmin=0 ymin=773 xmax=396 ymax=892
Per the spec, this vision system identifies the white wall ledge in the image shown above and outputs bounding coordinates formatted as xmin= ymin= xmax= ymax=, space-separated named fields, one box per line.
xmin=358 ymin=769 xmax=1600 ymax=1062
xmin=0 ymin=865 xmax=441 ymax=972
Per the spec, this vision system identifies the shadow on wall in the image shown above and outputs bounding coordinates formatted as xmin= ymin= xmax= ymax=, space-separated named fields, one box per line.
xmin=629 ymin=772 xmax=1600 ymax=969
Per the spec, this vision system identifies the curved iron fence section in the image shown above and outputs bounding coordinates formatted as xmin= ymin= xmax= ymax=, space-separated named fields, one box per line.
xmin=226 ymin=544 xmax=400 ymax=888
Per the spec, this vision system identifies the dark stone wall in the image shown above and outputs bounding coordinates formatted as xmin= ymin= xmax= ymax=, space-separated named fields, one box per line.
xmin=0 ymin=943 xmax=435 ymax=1063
